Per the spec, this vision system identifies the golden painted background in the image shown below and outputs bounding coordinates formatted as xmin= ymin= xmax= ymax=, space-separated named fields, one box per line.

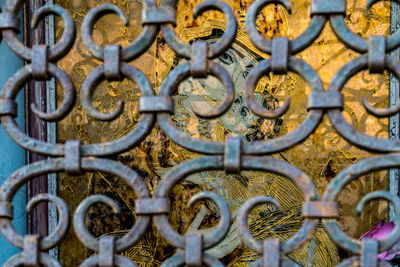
xmin=54 ymin=0 xmax=390 ymax=265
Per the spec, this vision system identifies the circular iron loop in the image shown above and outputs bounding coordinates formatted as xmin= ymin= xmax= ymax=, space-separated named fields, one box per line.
xmin=363 ymin=96 xmax=400 ymax=117
xmin=154 ymin=190 xmax=230 ymax=250
xmin=3 ymin=252 xmax=61 ymax=267
xmin=245 ymin=59 xmax=292 ymax=119
xmin=330 ymin=0 xmax=400 ymax=53
xmin=243 ymin=57 xmax=324 ymax=154
xmin=157 ymin=61 xmax=235 ymax=154
xmin=323 ymin=154 xmax=400 ymax=254
xmin=188 ymin=191 xmax=231 ymax=247
xmin=82 ymin=62 xmax=145 ymax=121
xmin=80 ymin=62 xmax=156 ymax=155
xmin=0 ymin=62 xmax=155 ymax=157
xmin=26 ymin=194 xmax=70 ymax=250
xmin=327 ymin=54 xmax=400 ymax=152
xmin=3 ymin=4 xmax=76 ymax=61
xmin=154 ymin=156 xmax=319 ymax=253
xmin=160 ymin=0 xmax=237 ymax=59
xmin=72 ymin=161 xmax=150 ymax=252
xmin=80 ymin=255 xmax=137 ymax=267
xmin=74 ymin=196 xmax=129 ymax=252
xmin=0 ymin=158 xmax=150 ymax=251
xmin=161 ymin=251 xmax=224 ymax=267
xmin=81 ymin=4 xmax=158 ymax=61
xmin=0 ymin=193 xmax=69 ymax=251
xmin=245 ymin=0 xmax=327 ymax=54
xmin=237 ymin=196 xmax=283 ymax=253
xmin=0 ymin=64 xmax=74 ymax=156
xmin=0 ymin=64 xmax=75 ymax=122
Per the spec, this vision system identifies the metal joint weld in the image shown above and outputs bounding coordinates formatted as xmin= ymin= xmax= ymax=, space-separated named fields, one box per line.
xmin=307 ymin=92 xmax=344 ymax=110
xmin=135 ymin=198 xmax=170 ymax=214
xmin=0 ymin=201 xmax=13 ymax=219
xmin=361 ymin=238 xmax=378 ymax=267
xmin=23 ymin=235 xmax=39 ymax=267
xmin=65 ymin=140 xmax=82 ymax=175
xmin=32 ymin=45 xmax=49 ymax=80
xmin=142 ymin=7 xmax=176 ymax=26
xmin=104 ymin=45 xmax=122 ymax=80
xmin=224 ymin=136 xmax=242 ymax=174
xmin=263 ymin=239 xmax=280 ymax=267
xmin=0 ymin=99 xmax=17 ymax=117
xmin=185 ymin=234 xmax=202 ymax=267
xmin=0 ymin=12 xmax=19 ymax=31
xmin=191 ymin=41 xmax=208 ymax=78
xmin=99 ymin=236 xmax=116 ymax=267
xmin=310 ymin=0 xmax=346 ymax=15
xmin=303 ymin=201 xmax=339 ymax=218
xmin=271 ymin=37 xmax=289 ymax=74
xmin=368 ymin=35 xmax=386 ymax=74
xmin=139 ymin=95 xmax=174 ymax=113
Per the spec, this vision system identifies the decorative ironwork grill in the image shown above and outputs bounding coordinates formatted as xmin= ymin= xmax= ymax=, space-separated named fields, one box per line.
xmin=0 ymin=0 xmax=398 ymax=266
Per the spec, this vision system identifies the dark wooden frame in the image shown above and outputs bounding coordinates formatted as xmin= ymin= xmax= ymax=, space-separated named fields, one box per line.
xmin=24 ymin=0 xmax=49 ymax=238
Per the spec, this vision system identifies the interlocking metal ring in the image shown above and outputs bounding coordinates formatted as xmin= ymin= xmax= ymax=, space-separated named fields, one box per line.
xmin=1 ymin=64 xmax=75 ymax=121
xmin=323 ymin=154 xmax=400 ymax=255
xmin=3 ymin=5 xmax=76 ymax=61
xmin=337 ymin=258 xmax=391 ymax=267
xmin=71 ymin=159 xmax=150 ymax=252
xmin=0 ymin=0 xmax=399 ymax=265
xmin=0 ymin=64 xmax=75 ymax=156
xmin=0 ymin=158 xmax=150 ymax=254
xmin=160 ymin=0 xmax=237 ymax=59
xmin=153 ymin=158 xmax=232 ymax=255
xmin=81 ymin=62 xmax=154 ymax=121
xmin=81 ymin=3 xmax=158 ymax=61
xmin=237 ymin=196 xmax=301 ymax=267
xmin=80 ymin=255 xmax=136 ymax=267
xmin=155 ymin=191 xmax=230 ymax=266
xmin=74 ymin=196 xmax=137 ymax=267
xmin=328 ymin=55 xmax=400 ymax=152
xmin=0 ymin=165 xmax=72 ymax=252
xmin=157 ymin=61 xmax=234 ymax=153
xmin=245 ymin=0 xmax=327 ymax=54
xmin=154 ymin=156 xmax=319 ymax=256
xmin=330 ymin=0 xmax=400 ymax=53
xmin=243 ymin=57 xmax=324 ymax=154
xmin=0 ymin=192 xmax=69 ymax=251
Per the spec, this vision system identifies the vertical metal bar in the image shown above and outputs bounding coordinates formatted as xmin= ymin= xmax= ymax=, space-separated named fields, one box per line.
xmin=390 ymin=0 xmax=400 ymax=223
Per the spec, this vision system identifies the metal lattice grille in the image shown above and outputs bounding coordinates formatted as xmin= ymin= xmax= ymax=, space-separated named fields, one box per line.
xmin=0 ymin=0 xmax=398 ymax=266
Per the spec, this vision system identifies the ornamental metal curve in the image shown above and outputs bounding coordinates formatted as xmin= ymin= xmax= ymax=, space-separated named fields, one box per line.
xmin=0 ymin=0 xmax=398 ymax=266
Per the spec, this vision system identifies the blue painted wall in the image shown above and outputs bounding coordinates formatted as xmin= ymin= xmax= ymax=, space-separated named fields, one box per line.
xmin=0 ymin=0 xmax=25 ymax=264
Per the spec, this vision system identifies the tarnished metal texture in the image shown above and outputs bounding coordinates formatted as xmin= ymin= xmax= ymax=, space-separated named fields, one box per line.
xmin=0 ymin=0 xmax=399 ymax=266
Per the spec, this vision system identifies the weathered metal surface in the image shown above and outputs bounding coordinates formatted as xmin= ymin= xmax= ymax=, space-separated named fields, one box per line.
xmin=0 ymin=0 xmax=397 ymax=266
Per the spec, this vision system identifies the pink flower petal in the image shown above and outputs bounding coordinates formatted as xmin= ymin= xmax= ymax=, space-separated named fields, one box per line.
xmin=378 ymin=251 xmax=387 ymax=260
xmin=382 ymin=250 xmax=400 ymax=261
xmin=360 ymin=221 xmax=399 ymax=261
xmin=360 ymin=220 xmax=384 ymax=240
xmin=373 ymin=222 xmax=395 ymax=240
